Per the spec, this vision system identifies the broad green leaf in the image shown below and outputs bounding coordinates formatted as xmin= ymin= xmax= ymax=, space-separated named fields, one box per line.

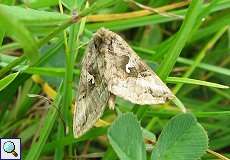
xmin=151 ymin=113 xmax=208 ymax=160
xmin=0 ymin=6 xmax=39 ymax=64
xmin=108 ymin=113 xmax=146 ymax=160
xmin=0 ymin=72 xmax=19 ymax=92
xmin=0 ymin=4 xmax=69 ymax=26
xmin=21 ymin=0 xmax=59 ymax=9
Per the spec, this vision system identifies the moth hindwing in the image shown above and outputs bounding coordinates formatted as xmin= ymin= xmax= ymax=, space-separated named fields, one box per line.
xmin=73 ymin=28 xmax=174 ymax=138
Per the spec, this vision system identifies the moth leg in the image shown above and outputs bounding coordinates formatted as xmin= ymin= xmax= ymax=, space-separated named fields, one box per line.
xmin=108 ymin=93 xmax=116 ymax=110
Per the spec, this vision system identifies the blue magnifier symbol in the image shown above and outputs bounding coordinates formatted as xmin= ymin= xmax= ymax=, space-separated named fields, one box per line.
xmin=3 ymin=141 xmax=18 ymax=157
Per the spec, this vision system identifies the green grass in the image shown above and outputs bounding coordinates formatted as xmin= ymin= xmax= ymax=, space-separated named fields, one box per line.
xmin=0 ymin=0 xmax=229 ymax=160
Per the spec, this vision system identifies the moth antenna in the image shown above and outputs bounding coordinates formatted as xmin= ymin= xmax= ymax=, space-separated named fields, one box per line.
xmin=28 ymin=94 xmax=67 ymax=134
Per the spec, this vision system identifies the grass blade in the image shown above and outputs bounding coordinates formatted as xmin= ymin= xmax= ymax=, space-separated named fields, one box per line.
xmin=157 ymin=0 xmax=203 ymax=80
xmin=173 ymin=26 xmax=228 ymax=93
xmin=25 ymin=85 xmax=63 ymax=160
xmin=167 ymin=77 xmax=229 ymax=89
xmin=177 ymin=57 xmax=230 ymax=76
xmin=0 ymin=72 xmax=19 ymax=91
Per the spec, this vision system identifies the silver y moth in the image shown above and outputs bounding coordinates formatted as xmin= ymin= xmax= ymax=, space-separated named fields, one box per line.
xmin=73 ymin=28 xmax=174 ymax=138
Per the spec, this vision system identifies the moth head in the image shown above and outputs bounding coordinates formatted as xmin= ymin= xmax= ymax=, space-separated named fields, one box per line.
xmin=96 ymin=27 xmax=110 ymax=37
xmin=94 ymin=28 xmax=115 ymax=42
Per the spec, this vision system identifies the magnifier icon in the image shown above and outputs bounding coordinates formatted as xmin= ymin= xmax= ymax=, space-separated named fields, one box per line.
xmin=3 ymin=141 xmax=18 ymax=157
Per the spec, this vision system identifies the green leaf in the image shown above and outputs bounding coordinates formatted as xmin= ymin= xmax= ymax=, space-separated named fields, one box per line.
xmin=43 ymin=127 xmax=108 ymax=154
xmin=142 ymin=128 xmax=156 ymax=143
xmin=157 ymin=0 xmax=203 ymax=80
xmin=0 ymin=5 xmax=39 ymax=64
xmin=79 ymin=0 xmax=122 ymax=16
xmin=108 ymin=113 xmax=146 ymax=160
xmin=0 ymin=30 xmax=4 ymax=46
xmin=0 ymin=72 xmax=19 ymax=92
xmin=1 ymin=0 xmax=15 ymax=5
xmin=177 ymin=57 xmax=230 ymax=76
xmin=167 ymin=77 xmax=229 ymax=89
xmin=151 ymin=113 xmax=209 ymax=160
xmin=62 ymin=0 xmax=85 ymax=10
xmin=103 ymin=146 xmax=118 ymax=160
xmin=19 ymin=122 xmax=39 ymax=144
xmin=173 ymin=26 xmax=228 ymax=94
xmin=86 ymin=1 xmax=229 ymax=31
xmin=21 ymin=0 xmax=59 ymax=9
xmin=171 ymin=97 xmax=186 ymax=113
xmin=0 ymin=4 xmax=69 ymax=26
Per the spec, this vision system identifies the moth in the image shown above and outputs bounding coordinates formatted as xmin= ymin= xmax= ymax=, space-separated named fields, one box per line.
xmin=73 ymin=28 xmax=174 ymax=138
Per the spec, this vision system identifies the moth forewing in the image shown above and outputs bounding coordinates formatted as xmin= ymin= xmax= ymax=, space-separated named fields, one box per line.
xmin=96 ymin=28 xmax=174 ymax=104
xmin=73 ymin=39 xmax=110 ymax=138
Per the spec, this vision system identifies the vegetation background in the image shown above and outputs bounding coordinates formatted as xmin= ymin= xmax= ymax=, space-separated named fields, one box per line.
xmin=0 ymin=0 xmax=229 ymax=159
